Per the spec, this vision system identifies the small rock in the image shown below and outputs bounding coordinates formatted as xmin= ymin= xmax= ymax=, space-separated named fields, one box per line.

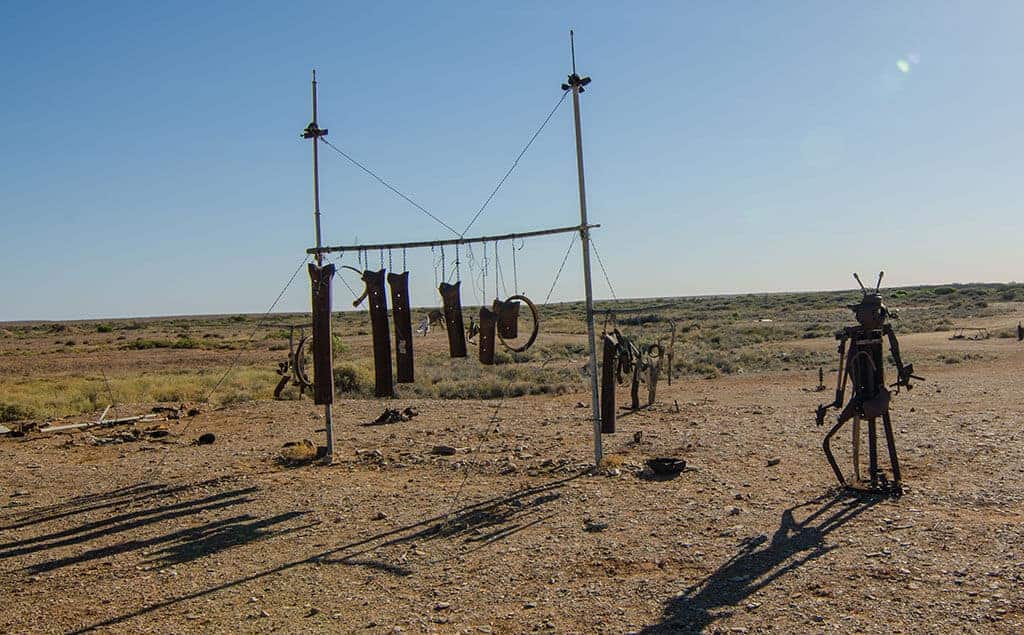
xmin=373 ymin=511 xmax=388 ymax=521
xmin=431 ymin=445 xmax=457 ymax=456
xmin=524 ymin=601 xmax=537 ymax=609
xmin=259 ymin=609 xmax=270 ymax=618
xmin=434 ymin=602 xmax=450 ymax=611
xmin=766 ymin=457 xmax=781 ymax=467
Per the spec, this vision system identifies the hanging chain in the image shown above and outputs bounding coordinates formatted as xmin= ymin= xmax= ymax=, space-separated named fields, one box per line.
xmin=441 ymin=245 xmax=446 ymax=283
xmin=494 ymin=241 xmax=500 ymax=300
xmin=379 ymin=249 xmax=384 ymax=270
xmin=388 ymin=248 xmax=393 ymax=272
xmin=432 ymin=245 xmax=437 ymax=287
xmin=481 ymin=243 xmax=488 ymax=299
xmin=455 ymin=243 xmax=461 ymax=282
xmin=402 ymin=247 xmax=407 ymax=272
xmin=512 ymin=238 xmax=519 ymax=294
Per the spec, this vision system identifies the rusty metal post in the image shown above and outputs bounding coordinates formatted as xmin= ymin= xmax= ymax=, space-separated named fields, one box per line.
xmin=600 ymin=333 xmax=616 ymax=433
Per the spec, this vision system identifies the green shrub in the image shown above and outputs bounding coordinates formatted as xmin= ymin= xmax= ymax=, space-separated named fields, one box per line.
xmin=96 ymin=324 xmax=114 ymax=333
xmin=0 ymin=403 xmax=35 ymax=423
xmin=122 ymin=338 xmax=200 ymax=350
xmin=334 ymin=363 xmax=372 ymax=395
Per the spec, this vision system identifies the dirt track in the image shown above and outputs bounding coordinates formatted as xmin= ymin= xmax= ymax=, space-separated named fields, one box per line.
xmin=2 ymin=331 xmax=1023 ymax=633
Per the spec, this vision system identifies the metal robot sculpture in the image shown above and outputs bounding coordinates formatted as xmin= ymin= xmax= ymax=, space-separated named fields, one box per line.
xmin=815 ymin=272 xmax=923 ymax=495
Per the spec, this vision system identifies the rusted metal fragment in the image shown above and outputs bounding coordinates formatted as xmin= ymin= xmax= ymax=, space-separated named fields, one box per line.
xmin=360 ymin=269 xmax=394 ymax=398
xmin=308 ymin=263 xmax=335 ymax=405
xmin=492 ymin=298 xmax=520 ymax=339
xmin=439 ymin=282 xmax=467 ymax=358
xmin=479 ymin=306 xmax=497 ymax=365
xmin=601 ymin=332 xmax=617 ymax=433
xmin=388 ymin=271 xmax=414 ymax=383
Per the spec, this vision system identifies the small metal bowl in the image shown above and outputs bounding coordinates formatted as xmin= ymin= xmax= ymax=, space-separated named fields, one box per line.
xmin=645 ymin=457 xmax=686 ymax=476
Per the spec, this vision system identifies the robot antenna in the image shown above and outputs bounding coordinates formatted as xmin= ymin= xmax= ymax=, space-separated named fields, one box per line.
xmin=875 ymin=271 xmax=884 ymax=293
xmin=853 ymin=273 xmax=868 ymax=293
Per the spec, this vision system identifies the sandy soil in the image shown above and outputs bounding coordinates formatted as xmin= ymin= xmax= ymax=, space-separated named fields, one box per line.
xmin=1 ymin=331 xmax=1023 ymax=634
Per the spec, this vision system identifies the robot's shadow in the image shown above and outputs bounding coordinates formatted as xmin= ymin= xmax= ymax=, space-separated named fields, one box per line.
xmin=643 ymin=488 xmax=886 ymax=633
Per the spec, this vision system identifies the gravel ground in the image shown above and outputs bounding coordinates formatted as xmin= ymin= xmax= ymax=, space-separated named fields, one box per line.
xmin=1 ymin=331 xmax=1022 ymax=634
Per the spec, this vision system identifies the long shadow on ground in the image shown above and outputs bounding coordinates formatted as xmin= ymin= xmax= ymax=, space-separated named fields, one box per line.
xmin=69 ymin=470 xmax=586 ymax=634
xmin=641 ymin=488 xmax=886 ymax=633
xmin=2 ymin=479 xmax=314 ymax=576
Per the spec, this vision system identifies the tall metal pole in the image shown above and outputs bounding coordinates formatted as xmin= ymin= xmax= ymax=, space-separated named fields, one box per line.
xmin=564 ymin=31 xmax=602 ymax=465
xmin=311 ymin=70 xmax=324 ymax=267
xmin=307 ymin=69 xmax=334 ymax=461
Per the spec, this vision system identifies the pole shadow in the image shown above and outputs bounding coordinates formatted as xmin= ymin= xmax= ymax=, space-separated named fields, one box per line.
xmin=2 ymin=478 xmax=311 ymax=579
xmin=70 ymin=470 xmax=587 ymax=634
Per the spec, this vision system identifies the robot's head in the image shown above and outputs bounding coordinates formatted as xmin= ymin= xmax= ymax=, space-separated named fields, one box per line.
xmin=848 ymin=292 xmax=888 ymax=328
xmin=848 ymin=272 xmax=889 ymax=328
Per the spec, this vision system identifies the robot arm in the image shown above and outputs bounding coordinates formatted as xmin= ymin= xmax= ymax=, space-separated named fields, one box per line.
xmin=885 ymin=324 xmax=923 ymax=391
xmin=816 ymin=331 xmax=850 ymax=425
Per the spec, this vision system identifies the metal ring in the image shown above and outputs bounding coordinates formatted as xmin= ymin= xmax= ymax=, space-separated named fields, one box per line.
xmin=496 ymin=294 xmax=539 ymax=353
xmin=294 ymin=335 xmax=313 ymax=388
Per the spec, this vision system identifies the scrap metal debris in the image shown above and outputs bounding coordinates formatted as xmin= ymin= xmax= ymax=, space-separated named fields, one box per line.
xmin=373 ymin=406 xmax=420 ymax=425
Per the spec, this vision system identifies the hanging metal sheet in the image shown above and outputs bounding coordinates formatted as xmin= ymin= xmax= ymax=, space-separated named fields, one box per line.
xmin=360 ymin=269 xmax=394 ymax=398
xmin=388 ymin=271 xmax=414 ymax=383
xmin=308 ymin=263 xmax=336 ymax=405
xmin=439 ymin=282 xmax=467 ymax=358
xmin=479 ymin=306 xmax=497 ymax=365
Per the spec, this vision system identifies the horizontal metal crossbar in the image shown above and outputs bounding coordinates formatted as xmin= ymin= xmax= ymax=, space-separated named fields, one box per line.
xmin=307 ymin=223 xmax=599 ymax=255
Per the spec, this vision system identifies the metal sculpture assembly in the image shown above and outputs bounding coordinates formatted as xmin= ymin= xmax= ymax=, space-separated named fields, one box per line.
xmin=300 ymin=33 xmax=610 ymax=463
xmin=815 ymin=272 xmax=923 ymax=495
xmin=273 ymin=324 xmax=315 ymax=399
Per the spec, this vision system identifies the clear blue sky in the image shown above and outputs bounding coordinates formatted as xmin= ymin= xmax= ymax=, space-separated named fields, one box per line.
xmin=2 ymin=2 xmax=1021 ymax=321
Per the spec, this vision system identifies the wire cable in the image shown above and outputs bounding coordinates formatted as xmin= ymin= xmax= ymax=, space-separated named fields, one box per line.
xmin=543 ymin=233 xmax=577 ymax=306
xmin=461 ymin=90 xmax=570 ymax=237
xmin=590 ymin=237 xmax=617 ymax=301
xmin=151 ymin=254 xmax=311 ymax=472
xmin=320 ymin=138 xmax=461 ymax=237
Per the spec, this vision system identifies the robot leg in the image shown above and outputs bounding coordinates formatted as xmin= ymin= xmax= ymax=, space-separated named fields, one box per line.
xmin=822 ymin=418 xmax=848 ymax=487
